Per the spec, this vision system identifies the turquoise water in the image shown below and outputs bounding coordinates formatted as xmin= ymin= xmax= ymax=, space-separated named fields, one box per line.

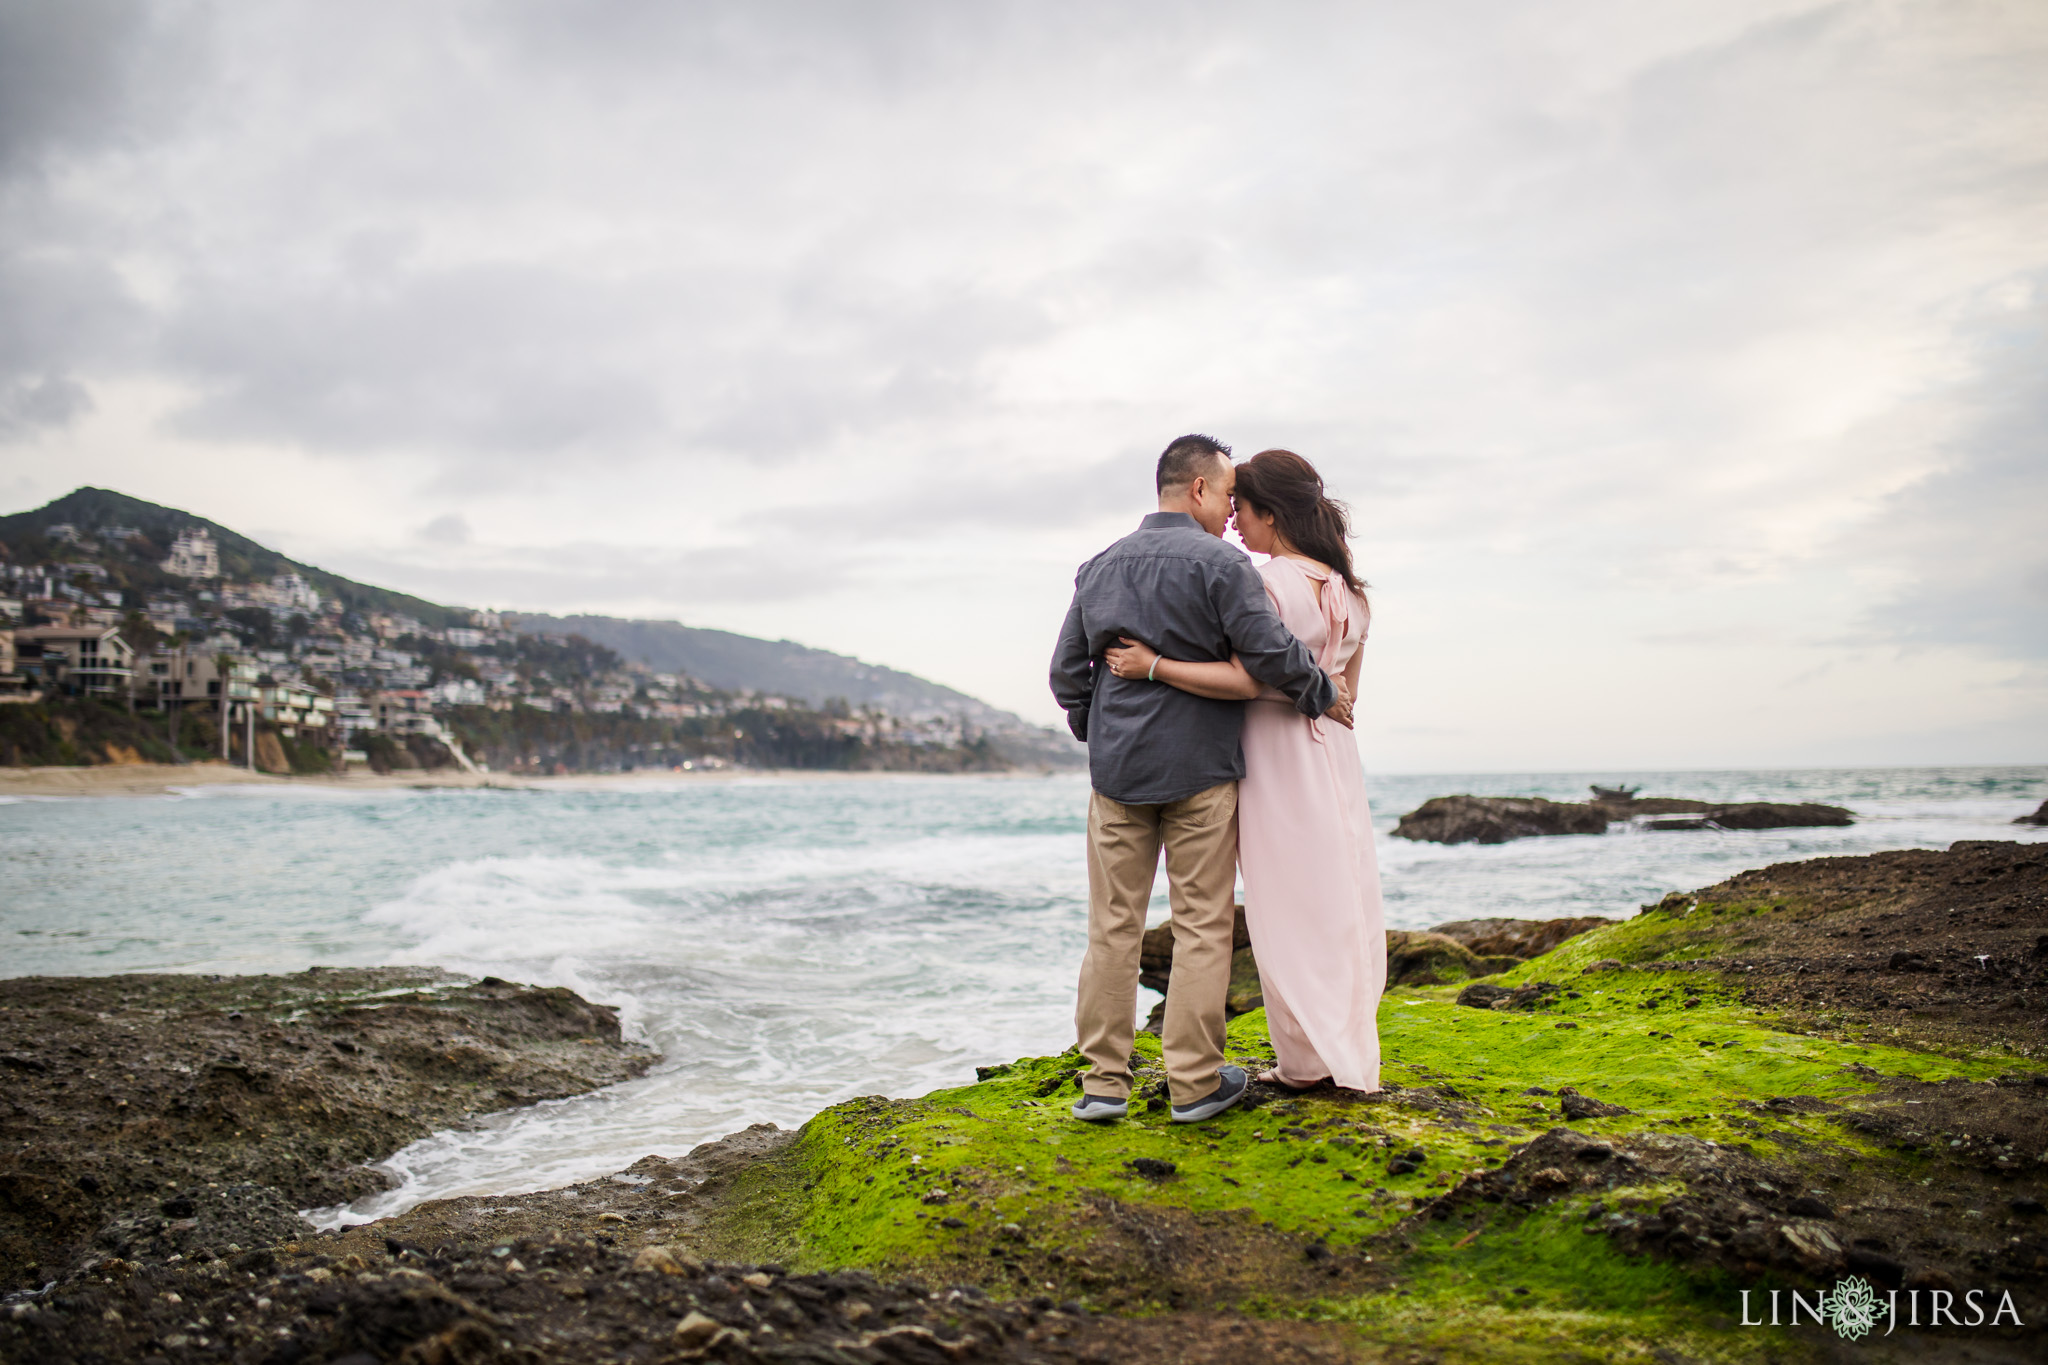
xmin=2 ymin=765 xmax=2042 ymax=1222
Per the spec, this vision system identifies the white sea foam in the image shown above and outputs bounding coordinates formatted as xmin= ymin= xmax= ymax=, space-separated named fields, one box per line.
xmin=313 ymin=815 xmax=1092 ymax=1225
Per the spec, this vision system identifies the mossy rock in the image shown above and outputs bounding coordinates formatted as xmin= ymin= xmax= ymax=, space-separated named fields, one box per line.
xmin=676 ymin=847 xmax=2048 ymax=1357
xmin=1387 ymin=930 xmax=1506 ymax=986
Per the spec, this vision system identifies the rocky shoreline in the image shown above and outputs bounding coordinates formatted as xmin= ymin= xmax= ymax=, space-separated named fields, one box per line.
xmin=0 ymin=969 xmax=655 ymax=1293
xmin=5 ymin=839 xmax=2046 ymax=1363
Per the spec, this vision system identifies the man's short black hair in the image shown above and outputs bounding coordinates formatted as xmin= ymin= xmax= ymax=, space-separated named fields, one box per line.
xmin=1156 ymin=433 xmax=1232 ymax=494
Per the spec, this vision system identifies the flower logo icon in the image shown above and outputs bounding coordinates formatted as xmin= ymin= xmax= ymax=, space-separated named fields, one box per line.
xmin=1824 ymin=1275 xmax=1881 ymax=1341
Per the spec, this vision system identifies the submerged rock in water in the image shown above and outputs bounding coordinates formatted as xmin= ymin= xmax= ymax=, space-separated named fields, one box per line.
xmin=1392 ymin=795 xmax=1610 ymax=844
xmin=1395 ymin=793 xmax=1853 ymax=843
xmin=1689 ymin=801 xmax=1853 ymax=831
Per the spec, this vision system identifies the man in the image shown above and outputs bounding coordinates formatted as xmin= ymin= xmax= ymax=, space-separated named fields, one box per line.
xmin=1050 ymin=434 xmax=1341 ymax=1123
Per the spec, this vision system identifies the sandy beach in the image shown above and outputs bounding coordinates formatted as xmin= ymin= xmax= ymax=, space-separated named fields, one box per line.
xmin=0 ymin=761 xmax=1068 ymax=800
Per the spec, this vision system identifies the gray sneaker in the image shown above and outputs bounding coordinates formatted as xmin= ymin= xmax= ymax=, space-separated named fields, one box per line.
xmin=1071 ymin=1092 xmax=1128 ymax=1122
xmin=1171 ymin=1065 xmax=1249 ymax=1124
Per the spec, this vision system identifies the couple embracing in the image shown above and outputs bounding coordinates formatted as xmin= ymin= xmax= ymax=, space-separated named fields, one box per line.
xmin=1049 ymin=435 xmax=1385 ymax=1124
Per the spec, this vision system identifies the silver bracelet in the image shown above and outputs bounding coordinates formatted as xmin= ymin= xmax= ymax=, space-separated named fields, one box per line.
xmin=1147 ymin=658 xmax=1158 ymax=682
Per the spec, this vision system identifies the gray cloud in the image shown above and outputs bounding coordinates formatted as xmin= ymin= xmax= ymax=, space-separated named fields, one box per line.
xmin=1851 ymin=282 xmax=2048 ymax=660
xmin=0 ymin=373 xmax=92 ymax=435
xmin=0 ymin=0 xmax=158 ymax=177
xmin=418 ymin=513 xmax=472 ymax=545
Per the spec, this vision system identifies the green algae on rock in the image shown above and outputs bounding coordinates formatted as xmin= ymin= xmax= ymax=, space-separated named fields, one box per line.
xmin=657 ymin=840 xmax=2044 ymax=1359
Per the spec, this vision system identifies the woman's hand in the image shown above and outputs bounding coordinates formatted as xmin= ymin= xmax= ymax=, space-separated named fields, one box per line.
xmin=1325 ymin=678 xmax=1355 ymax=729
xmin=1103 ymin=637 xmax=1160 ymax=680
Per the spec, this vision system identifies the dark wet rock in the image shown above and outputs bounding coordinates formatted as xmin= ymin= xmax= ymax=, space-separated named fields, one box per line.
xmin=1846 ymin=1246 xmax=1906 ymax=1288
xmin=1429 ymin=916 xmax=1613 ymax=959
xmin=1395 ymin=794 xmax=1853 ymax=844
xmin=1456 ymin=982 xmax=1516 ymax=1009
xmin=93 ymin=1183 xmax=310 ymax=1263
xmin=1556 ymin=1086 xmax=1631 ymax=1118
xmin=1416 ymin=1128 xmax=1857 ymax=1280
xmin=1904 ymin=1266 xmax=1959 ymax=1293
xmin=0 ymin=1228 xmax=1367 ymax=1365
xmin=1393 ymin=795 xmax=1610 ymax=844
xmin=1694 ymin=801 xmax=1853 ymax=831
xmin=1679 ymin=840 xmax=2047 ymax=1058
xmin=0 ymin=968 xmax=657 ymax=1290
xmin=1386 ymin=931 xmax=1517 ymax=986
xmin=1646 ymin=816 xmax=1717 ymax=831
xmin=2014 ymin=798 xmax=2048 ymax=826
xmin=1643 ymin=802 xmax=1856 ymax=832
xmin=1454 ymin=980 xmax=1562 ymax=1011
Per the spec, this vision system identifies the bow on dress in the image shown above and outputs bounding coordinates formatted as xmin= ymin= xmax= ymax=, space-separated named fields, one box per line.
xmin=1304 ymin=566 xmax=1358 ymax=746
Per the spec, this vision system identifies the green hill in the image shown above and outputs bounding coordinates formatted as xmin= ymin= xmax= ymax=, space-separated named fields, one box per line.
xmin=0 ymin=487 xmax=469 ymax=629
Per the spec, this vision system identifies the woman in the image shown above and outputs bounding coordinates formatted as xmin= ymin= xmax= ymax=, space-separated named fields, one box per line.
xmin=1103 ymin=449 xmax=1384 ymax=1092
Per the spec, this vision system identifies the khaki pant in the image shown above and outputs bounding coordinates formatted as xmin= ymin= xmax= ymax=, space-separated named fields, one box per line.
xmin=1075 ymin=781 xmax=1239 ymax=1108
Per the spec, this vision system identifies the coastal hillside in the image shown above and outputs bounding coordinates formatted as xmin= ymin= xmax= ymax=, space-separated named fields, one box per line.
xmin=0 ymin=487 xmax=1077 ymax=767
xmin=510 ymin=612 xmax=1038 ymax=730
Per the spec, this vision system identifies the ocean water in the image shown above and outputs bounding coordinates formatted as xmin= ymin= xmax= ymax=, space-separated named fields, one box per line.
xmin=2 ymin=765 xmax=2042 ymax=1226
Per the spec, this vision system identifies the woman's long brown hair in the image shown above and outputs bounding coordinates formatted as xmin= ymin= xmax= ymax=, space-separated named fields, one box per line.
xmin=1233 ymin=449 xmax=1367 ymax=595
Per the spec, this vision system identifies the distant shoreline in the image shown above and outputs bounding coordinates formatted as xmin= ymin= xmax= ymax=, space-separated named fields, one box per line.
xmin=0 ymin=760 xmax=1077 ymax=800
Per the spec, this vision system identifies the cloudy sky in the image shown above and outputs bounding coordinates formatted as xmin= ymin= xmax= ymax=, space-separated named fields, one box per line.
xmin=3 ymin=0 xmax=2044 ymax=770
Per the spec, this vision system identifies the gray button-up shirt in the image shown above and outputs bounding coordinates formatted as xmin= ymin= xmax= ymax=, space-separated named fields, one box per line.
xmin=1049 ymin=511 xmax=1336 ymax=805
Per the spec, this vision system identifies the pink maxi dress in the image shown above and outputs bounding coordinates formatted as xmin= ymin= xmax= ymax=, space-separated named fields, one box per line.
xmin=1237 ymin=557 xmax=1385 ymax=1091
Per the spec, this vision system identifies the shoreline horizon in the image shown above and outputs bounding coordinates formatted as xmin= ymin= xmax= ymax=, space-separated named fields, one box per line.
xmin=2 ymin=757 xmax=2042 ymax=803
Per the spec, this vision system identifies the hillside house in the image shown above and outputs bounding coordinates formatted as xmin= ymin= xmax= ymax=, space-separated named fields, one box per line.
xmin=0 ymin=630 xmax=32 ymax=701
xmin=161 ymin=529 xmax=221 ymax=579
xmin=134 ymin=647 xmax=257 ymax=710
xmin=11 ymin=625 xmax=134 ymax=698
xmin=257 ymin=680 xmax=334 ymax=738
